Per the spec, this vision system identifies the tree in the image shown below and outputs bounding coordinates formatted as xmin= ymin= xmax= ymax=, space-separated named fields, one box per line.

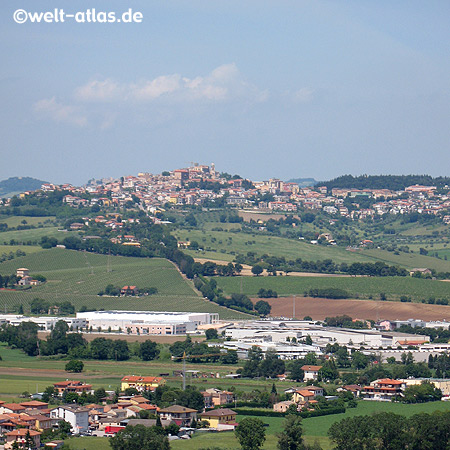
xmin=205 ymin=328 xmax=219 ymax=340
xmin=235 ymin=417 xmax=266 ymax=450
xmin=65 ymin=359 xmax=84 ymax=373
xmin=251 ymin=265 xmax=263 ymax=276
xmin=109 ymin=424 xmax=170 ymax=450
xmin=277 ymin=415 xmax=308 ymax=450
xmin=139 ymin=340 xmax=159 ymax=361
xmin=255 ymin=300 xmax=271 ymax=317
xmin=289 ymin=360 xmax=304 ymax=382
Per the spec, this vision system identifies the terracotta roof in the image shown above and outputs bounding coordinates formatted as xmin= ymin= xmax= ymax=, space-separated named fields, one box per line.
xmin=19 ymin=401 xmax=48 ymax=408
xmin=2 ymin=404 xmax=26 ymax=411
xmin=301 ymin=365 xmax=322 ymax=371
xmin=7 ymin=429 xmax=41 ymax=436
xmin=295 ymin=390 xmax=315 ymax=397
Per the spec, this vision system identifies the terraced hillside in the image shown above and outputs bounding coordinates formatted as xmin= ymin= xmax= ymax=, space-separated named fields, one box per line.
xmin=0 ymin=248 xmax=247 ymax=319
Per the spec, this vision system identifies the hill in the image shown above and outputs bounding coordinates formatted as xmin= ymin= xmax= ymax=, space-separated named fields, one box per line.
xmin=323 ymin=174 xmax=450 ymax=190
xmin=0 ymin=177 xmax=47 ymax=198
xmin=0 ymin=248 xmax=248 ymax=319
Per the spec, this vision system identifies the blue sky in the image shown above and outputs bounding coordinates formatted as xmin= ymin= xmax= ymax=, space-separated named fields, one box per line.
xmin=1 ymin=0 xmax=449 ymax=184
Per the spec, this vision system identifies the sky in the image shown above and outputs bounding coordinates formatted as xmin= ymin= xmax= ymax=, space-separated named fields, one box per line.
xmin=1 ymin=0 xmax=449 ymax=185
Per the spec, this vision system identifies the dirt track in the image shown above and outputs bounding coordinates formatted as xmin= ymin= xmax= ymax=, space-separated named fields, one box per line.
xmin=253 ymin=296 xmax=450 ymax=321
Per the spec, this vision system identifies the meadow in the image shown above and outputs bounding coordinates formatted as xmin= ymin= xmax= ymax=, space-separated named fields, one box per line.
xmin=0 ymin=248 xmax=248 ymax=319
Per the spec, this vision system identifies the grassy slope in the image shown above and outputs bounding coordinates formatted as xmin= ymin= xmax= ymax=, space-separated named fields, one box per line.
xmin=0 ymin=226 xmax=80 ymax=243
xmin=174 ymin=228 xmax=450 ymax=272
xmin=215 ymin=275 xmax=450 ymax=301
xmin=0 ymin=248 xmax=247 ymax=319
xmin=0 ymin=216 xmax=56 ymax=227
xmin=0 ymin=245 xmax=44 ymax=255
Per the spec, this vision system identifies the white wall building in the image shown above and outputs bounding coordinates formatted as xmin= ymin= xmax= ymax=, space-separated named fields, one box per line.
xmin=50 ymin=405 xmax=89 ymax=433
xmin=0 ymin=315 xmax=87 ymax=331
xmin=76 ymin=310 xmax=219 ymax=333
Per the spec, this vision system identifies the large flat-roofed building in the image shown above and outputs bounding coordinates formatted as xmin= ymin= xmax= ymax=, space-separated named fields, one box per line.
xmin=76 ymin=310 xmax=219 ymax=334
xmin=0 ymin=315 xmax=87 ymax=331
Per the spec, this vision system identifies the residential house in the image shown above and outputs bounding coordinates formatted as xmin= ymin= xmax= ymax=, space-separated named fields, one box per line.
xmin=301 ymin=365 xmax=322 ymax=381
xmin=50 ymin=405 xmax=89 ymax=433
xmin=53 ymin=381 xmax=92 ymax=395
xmin=273 ymin=401 xmax=295 ymax=413
xmin=158 ymin=405 xmax=197 ymax=427
xmin=201 ymin=388 xmax=234 ymax=408
xmin=16 ymin=268 xmax=29 ymax=278
xmin=121 ymin=376 xmax=165 ymax=392
xmin=120 ymin=286 xmax=139 ymax=296
xmin=362 ymin=379 xmax=405 ymax=401
xmin=199 ymin=408 xmax=237 ymax=428
xmin=5 ymin=429 xmax=41 ymax=450
xmin=292 ymin=389 xmax=316 ymax=403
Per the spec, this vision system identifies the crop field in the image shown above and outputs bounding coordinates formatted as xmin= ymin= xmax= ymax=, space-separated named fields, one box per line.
xmin=0 ymin=244 xmax=44 ymax=255
xmin=0 ymin=215 xmax=56 ymax=228
xmin=174 ymin=228 xmax=450 ymax=273
xmin=0 ymin=248 xmax=248 ymax=319
xmin=256 ymin=296 xmax=450 ymax=321
xmin=360 ymin=248 xmax=450 ymax=272
xmin=0 ymin=226 xmax=79 ymax=244
xmin=215 ymin=275 xmax=450 ymax=302
xmin=173 ymin=229 xmax=373 ymax=264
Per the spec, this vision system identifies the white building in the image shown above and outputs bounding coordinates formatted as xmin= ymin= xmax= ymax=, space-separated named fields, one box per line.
xmin=50 ymin=405 xmax=89 ymax=433
xmin=0 ymin=315 xmax=87 ymax=331
xmin=76 ymin=310 xmax=219 ymax=333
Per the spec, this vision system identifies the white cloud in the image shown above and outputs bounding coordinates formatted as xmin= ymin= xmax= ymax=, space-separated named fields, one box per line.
xmin=72 ymin=63 xmax=266 ymax=104
xmin=33 ymin=97 xmax=87 ymax=127
xmin=293 ymin=87 xmax=314 ymax=103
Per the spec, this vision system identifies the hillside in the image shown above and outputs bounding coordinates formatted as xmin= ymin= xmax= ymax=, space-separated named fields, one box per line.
xmin=0 ymin=177 xmax=47 ymax=198
xmin=0 ymin=248 xmax=248 ymax=319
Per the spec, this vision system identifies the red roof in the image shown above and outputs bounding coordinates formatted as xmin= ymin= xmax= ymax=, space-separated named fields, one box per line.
xmin=301 ymin=365 xmax=322 ymax=371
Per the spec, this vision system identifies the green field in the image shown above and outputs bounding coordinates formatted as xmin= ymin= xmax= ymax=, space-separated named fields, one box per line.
xmin=0 ymin=244 xmax=44 ymax=255
xmin=0 ymin=226 xmax=79 ymax=244
xmin=0 ymin=248 xmax=248 ymax=319
xmin=174 ymin=228 xmax=450 ymax=273
xmin=215 ymin=275 xmax=450 ymax=301
xmin=0 ymin=215 xmax=56 ymax=228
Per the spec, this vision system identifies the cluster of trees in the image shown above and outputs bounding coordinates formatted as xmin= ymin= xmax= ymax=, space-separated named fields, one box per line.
xmin=0 ymin=249 xmax=27 ymax=263
xmin=257 ymin=288 xmax=278 ymax=298
xmin=402 ymin=381 xmax=442 ymax=403
xmin=0 ymin=273 xmax=20 ymax=288
xmin=30 ymin=298 xmax=74 ymax=315
xmin=97 ymin=284 xmax=158 ymax=296
xmin=240 ymin=347 xmax=285 ymax=379
xmin=324 ymin=315 xmax=369 ymax=329
xmin=329 ymin=410 xmax=450 ymax=450
xmin=0 ymin=321 xmax=39 ymax=356
xmin=145 ymin=384 xmax=205 ymax=411
xmin=397 ymin=324 xmax=450 ymax=343
xmin=235 ymin=254 xmax=408 ymax=278
xmin=41 ymin=385 xmax=109 ymax=405
xmin=324 ymin=174 xmax=450 ymax=190
xmin=110 ymin=424 xmax=170 ymax=450
xmin=169 ymin=335 xmax=237 ymax=364
xmin=307 ymin=288 xmax=350 ymax=299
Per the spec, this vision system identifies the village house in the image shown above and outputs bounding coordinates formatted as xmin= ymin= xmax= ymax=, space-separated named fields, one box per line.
xmin=53 ymin=381 xmax=92 ymax=395
xmin=120 ymin=286 xmax=139 ymax=296
xmin=201 ymin=388 xmax=234 ymax=408
xmin=273 ymin=400 xmax=296 ymax=413
xmin=50 ymin=405 xmax=89 ymax=433
xmin=199 ymin=408 xmax=237 ymax=429
xmin=362 ymin=378 xmax=405 ymax=401
xmin=158 ymin=405 xmax=197 ymax=427
xmin=120 ymin=376 xmax=165 ymax=392
xmin=5 ymin=429 xmax=41 ymax=450
xmin=301 ymin=365 xmax=322 ymax=381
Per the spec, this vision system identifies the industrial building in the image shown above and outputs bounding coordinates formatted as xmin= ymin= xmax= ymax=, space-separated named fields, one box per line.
xmin=0 ymin=314 xmax=86 ymax=331
xmin=76 ymin=310 xmax=219 ymax=335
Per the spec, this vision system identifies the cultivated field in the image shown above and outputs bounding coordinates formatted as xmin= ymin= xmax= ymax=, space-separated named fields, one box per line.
xmin=0 ymin=248 xmax=248 ymax=319
xmin=255 ymin=296 xmax=450 ymax=321
xmin=216 ymin=275 xmax=450 ymax=302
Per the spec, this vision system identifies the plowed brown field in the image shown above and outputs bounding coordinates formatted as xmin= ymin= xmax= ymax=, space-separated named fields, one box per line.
xmin=254 ymin=296 xmax=450 ymax=321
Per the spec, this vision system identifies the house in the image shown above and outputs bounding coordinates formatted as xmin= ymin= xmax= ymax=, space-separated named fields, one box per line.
xmin=158 ymin=405 xmax=197 ymax=427
xmin=53 ymin=381 xmax=92 ymax=395
xmin=304 ymin=385 xmax=324 ymax=397
xmin=273 ymin=400 xmax=295 ymax=413
xmin=301 ymin=365 xmax=322 ymax=381
xmin=292 ymin=389 xmax=316 ymax=403
xmin=121 ymin=286 xmax=139 ymax=296
xmin=50 ymin=405 xmax=89 ymax=433
xmin=341 ymin=385 xmax=362 ymax=398
xmin=199 ymin=408 xmax=237 ymax=428
xmin=0 ymin=403 xmax=26 ymax=414
xmin=121 ymin=376 xmax=165 ymax=392
xmin=201 ymin=388 xmax=234 ymax=408
xmin=5 ymin=429 xmax=41 ymax=450
xmin=19 ymin=400 xmax=48 ymax=410
xmin=410 ymin=268 xmax=432 ymax=277
xmin=16 ymin=268 xmax=30 ymax=278
xmin=362 ymin=379 xmax=405 ymax=401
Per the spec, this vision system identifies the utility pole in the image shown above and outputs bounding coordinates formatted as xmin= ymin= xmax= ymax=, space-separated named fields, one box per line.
xmin=293 ymin=295 xmax=296 ymax=320
xmin=182 ymin=351 xmax=186 ymax=391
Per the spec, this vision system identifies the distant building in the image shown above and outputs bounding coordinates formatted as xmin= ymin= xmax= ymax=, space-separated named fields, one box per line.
xmin=50 ymin=405 xmax=89 ymax=433
xmin=301 ymin=365 xmax=322 ymax=381
xmin=362 ymin=378 xmax=405 ymax=401
xmin=16 ymin=268 xmax=30 ymax=278
xmin=121 ymin=376 xmax=165 ymax=392
xmin=5 ymin=429 xmax=41 ymax=450
xmin=158 ymin=405 xmax=197 ymax=427
xmin=121 ymin=286 xmax=139 ymax=296
xmin=199 ymin=408 xmax=237 ymax=428
xmin=53 ymin=381 xmax=92 ymax=395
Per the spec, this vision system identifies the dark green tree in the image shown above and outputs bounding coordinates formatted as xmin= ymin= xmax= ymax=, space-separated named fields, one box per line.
xmin=235 ymin=417 xmax=266 ymax=450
